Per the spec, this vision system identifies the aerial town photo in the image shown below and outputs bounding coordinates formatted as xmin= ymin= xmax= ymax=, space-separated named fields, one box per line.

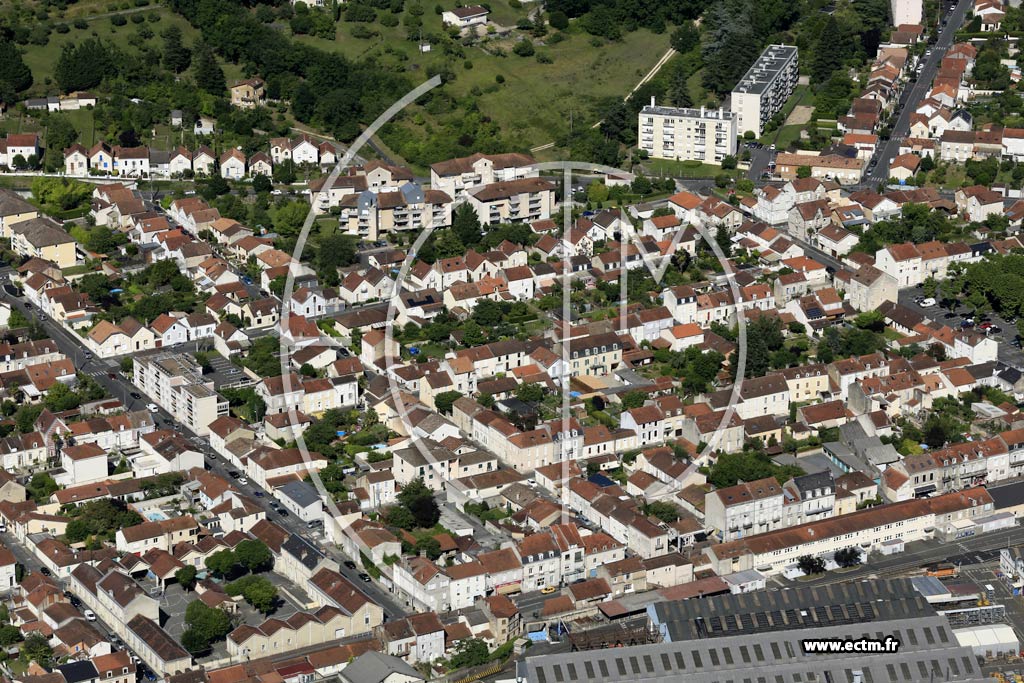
xmin=11 ymin=0 xmax=1024 ymax=679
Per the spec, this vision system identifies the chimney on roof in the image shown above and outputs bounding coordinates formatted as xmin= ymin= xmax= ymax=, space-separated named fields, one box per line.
xmin=651 ymin=96 xmax=656 ymax=107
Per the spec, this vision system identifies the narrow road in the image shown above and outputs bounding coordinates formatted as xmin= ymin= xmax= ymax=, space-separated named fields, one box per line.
xmin=66 ymin=5 xmax=154 ymax=22
xmin=867 ymin=0 xmax=970 ymax=182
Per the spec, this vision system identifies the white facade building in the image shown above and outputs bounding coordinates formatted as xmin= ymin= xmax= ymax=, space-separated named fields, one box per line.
xmin=730 ymin=45 xmax=799 ymax=137
xmin=638 ymin=99 xmax=738 ymax=163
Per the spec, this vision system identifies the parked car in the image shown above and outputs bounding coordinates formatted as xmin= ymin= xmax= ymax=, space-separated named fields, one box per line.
xmin=39 ymin=567 xmax=51 ymax=576
xmin=229 ymin=471 xmax=241 ymax=479
xmin=920 ymin=298 xmax=936 ymax=307
xmin=83 ymin=609 xmax=97 ymax=621
xmin=238 ymin=477 xmax=248 ymax=485
xmin=146 ymin=403 xmax=159 ymax=413
xmin=358 ymin=573 xmax=372 ymax=582
xmin=130 ymin=392 xmax=142 ymax=400
xmin=344 ymin=560 xmax=357 ymax=570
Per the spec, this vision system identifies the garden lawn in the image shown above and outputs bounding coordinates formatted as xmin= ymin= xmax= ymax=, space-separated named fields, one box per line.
xmin=19 ymin=9 xmax=210 ymax=98
xmin=296 ymin=20 xmax=672 ymax=152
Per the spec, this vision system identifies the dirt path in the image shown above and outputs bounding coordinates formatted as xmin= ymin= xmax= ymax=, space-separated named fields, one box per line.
xmin=784 ymin=104 xmax=814 ymax=126
xmin=529 ymin=46 xmax=678 ymax=153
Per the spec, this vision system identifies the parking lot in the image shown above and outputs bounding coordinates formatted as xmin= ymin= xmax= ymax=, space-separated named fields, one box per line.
xmin=897 ymin=287 xmax=1024 ymax=369
xmin=205 ymin=352 xmax=255 ymax=390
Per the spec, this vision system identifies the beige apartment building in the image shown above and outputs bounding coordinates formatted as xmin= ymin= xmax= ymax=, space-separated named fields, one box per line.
xmin=638 ymin=99 xmax=738 ymax=163
xmin=133 ymin=352 xmax=228 ymax=436
xmin=466 ymin=177 xmax=556 ymax=226
xmin=338 ymin=186 xmax=453 ymax=241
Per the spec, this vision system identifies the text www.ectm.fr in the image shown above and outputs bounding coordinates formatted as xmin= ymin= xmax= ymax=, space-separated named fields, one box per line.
xmin=802 ymin=638 xmax=901 ymax=654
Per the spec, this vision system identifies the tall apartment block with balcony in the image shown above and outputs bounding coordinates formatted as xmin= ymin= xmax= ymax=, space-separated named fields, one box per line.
xmin=133 ymin=352 xmax=229 ymax=436
xmin=730 ymin=44 xmax=799 ymax=137
xmin=637 ymin=98 xmax=738 ymax=163
xmin=465 ymin=177 xmax=556 ymax=226
xmin=337 ymin=184 xmax=453 ymax=241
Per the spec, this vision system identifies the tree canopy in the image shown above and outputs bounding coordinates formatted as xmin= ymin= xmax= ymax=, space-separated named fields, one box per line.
xmin=55 ymin=38 xmax=116 ymax=93
xmin=386 ymin=477 xmax=440 ymax=530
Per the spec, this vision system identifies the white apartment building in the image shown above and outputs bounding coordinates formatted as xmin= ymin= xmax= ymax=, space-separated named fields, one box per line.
xmin=705 ymin=477 xmax=786 ymax=542
xmin=132 ymin=352 xmax=229 ymax=436
xmin=704 ymin=488 xmax=994 ymax=576
xmin=730 ymin=45 xmax=799 ymax=137
xmin=891 ymin=0 xmax=922 ymax=26
xmin=638 ymin=99 xmax=738 ymax=163
xmin=430 ymin=152 xmax=538 ymax=201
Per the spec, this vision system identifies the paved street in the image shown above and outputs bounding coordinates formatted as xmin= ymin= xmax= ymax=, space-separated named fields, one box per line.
xmin=867 ymin=0 xmax=970 ymax=182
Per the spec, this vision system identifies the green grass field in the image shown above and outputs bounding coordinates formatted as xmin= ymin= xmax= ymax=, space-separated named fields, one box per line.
xmin=18 ymin=8 xmax=204 ymax=95
xmin=645 ymin=158 xmax=733 ymax=179
xmin=295 ymin=12 xmax=673 ymax=153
